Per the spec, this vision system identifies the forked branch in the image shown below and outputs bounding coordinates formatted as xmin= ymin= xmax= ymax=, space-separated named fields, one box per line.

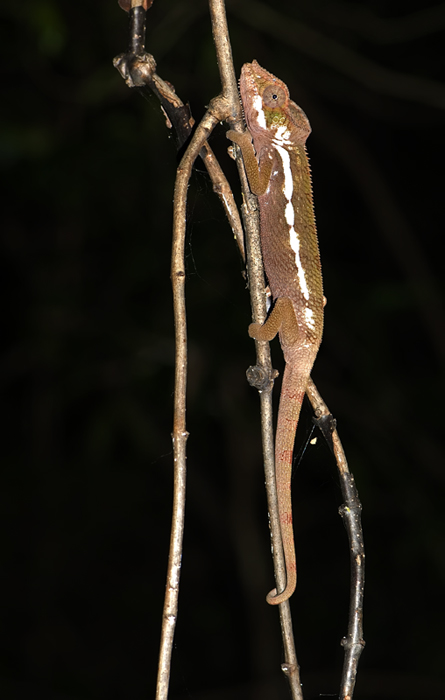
xmin=114 ymin=2 xmax=365 ymax=699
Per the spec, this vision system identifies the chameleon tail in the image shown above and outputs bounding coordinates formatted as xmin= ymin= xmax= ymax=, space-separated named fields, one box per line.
xmin=266 ymin=354 xmax=313 ymax=605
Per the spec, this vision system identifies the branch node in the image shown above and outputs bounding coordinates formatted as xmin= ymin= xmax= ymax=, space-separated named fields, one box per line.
xmin=341 ymin=636 xmax=366 ymax=651
xmin=207 ymin=94 xmax=231 ymax=121
xmin=312 ymin=412 xmax=336 ymax=453
xmin=246 ymin=364 xmax=275 ymax=392
xmin=281 ymin=662 xmax=298 ymax=676
xmin=113 ymin=52 xmax=157 ymax=88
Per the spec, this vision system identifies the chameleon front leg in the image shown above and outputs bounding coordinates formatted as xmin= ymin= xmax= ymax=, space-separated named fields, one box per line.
xmin=226 ymin=130 xmax=273 ymax=196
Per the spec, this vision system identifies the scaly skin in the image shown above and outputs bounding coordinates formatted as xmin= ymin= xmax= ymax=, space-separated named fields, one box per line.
xmin=227 ymin=61 xmax=323 ymax=605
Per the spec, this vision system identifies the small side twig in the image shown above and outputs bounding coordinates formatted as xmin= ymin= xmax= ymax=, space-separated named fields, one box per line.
xmin=210 ymin=0 xmax=304 ymax=694
xmin=306 ymin=379 xmax=365 ymax=700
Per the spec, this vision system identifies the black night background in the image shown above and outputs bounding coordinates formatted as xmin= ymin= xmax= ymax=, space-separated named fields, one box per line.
xmin=2 ymin=1 xmax=444 ymax=698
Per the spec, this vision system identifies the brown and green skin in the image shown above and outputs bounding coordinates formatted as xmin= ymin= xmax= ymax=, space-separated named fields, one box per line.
xmin=227 ymin=61 xmax=324 ymax=605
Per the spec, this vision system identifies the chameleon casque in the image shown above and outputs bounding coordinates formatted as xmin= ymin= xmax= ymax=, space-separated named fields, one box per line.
xmin=227 ymin=61 xmax=324 ymax=605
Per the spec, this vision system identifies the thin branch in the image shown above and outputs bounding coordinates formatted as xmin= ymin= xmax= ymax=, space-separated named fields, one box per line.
xmin=207 ymin=0 xmax=305 ymax=694
xmin=114 ymin=5 xmax=237 ymax=697
xmin=242 ymin=198 xmax=303 ymax=699
xmin=306 ymin=379 xmax=365 ymax=700
xmin=156 ymin=102 xmax=226 ymax=700
xmin=148 ymin=3 xmax=245 ymax=696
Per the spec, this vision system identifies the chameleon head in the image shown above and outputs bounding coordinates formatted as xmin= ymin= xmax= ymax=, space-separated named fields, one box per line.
xmin=240 ymin=60 xmax=311 ymax=145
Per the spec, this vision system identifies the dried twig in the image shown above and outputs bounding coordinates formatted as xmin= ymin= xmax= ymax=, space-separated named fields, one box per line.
xmin=209 ymin=0 xmax=305 ymax=694
xmin=114 ymin=5 xmax=234 ymax=697
xmin=306 ymin=379 xmax=365 ymax=699
xmin=159 ymin=99 xmax=229 ymax=700
xmin=242 ymin=186 xmax=304 ymax=700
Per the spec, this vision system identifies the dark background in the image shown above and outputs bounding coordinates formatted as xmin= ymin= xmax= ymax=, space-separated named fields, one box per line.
xmin=2 ymin=1 xmax=445 ymax=698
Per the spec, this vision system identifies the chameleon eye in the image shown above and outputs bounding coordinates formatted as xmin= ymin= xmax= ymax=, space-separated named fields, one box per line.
xmin=263 ymin=84 xmax=286 ymax=108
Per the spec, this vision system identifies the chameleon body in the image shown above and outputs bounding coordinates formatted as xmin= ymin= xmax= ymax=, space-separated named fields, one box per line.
xmin=227 ymin=61 xmax=323 ymax=605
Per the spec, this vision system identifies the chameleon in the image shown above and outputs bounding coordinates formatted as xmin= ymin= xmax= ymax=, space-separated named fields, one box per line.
xmin=227 ymin=61 xmax=324 ymax=605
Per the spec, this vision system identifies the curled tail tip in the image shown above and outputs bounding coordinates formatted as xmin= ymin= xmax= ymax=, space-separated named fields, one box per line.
xmin=266 ymin=587 xmax=280 ymax=605
xmin=266 ymin=584 xmax=295 ymax=606
xmin=266 ymin=568 xmax=297 ymax=605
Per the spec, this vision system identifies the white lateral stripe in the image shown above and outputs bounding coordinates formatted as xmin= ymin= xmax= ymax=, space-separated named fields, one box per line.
xmin=304 ymin=307 xmax=315 ymax=329
xmin=285 ymin=201 xmax=294 ymax=227
xmin=275 ymin=144 xmax=311 ymax=304
xmin=253 ymin=95 xmax=267 ymax=129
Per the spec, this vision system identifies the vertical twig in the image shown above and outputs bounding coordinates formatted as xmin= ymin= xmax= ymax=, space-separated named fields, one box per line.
xmin=334 ymin=433 xmax=365 ymax=700
xmin=243 ymin=197 xmax=303 ymax=700
xmin=208 ymin=0 xmax=304 ymax=695
xmin=154 ymin=1 xmax=241 ymax=693
xmin=156 ymin=104 xmax=227 ymax=700
xmin=128 ymin=2 xmax=146 ymax=54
